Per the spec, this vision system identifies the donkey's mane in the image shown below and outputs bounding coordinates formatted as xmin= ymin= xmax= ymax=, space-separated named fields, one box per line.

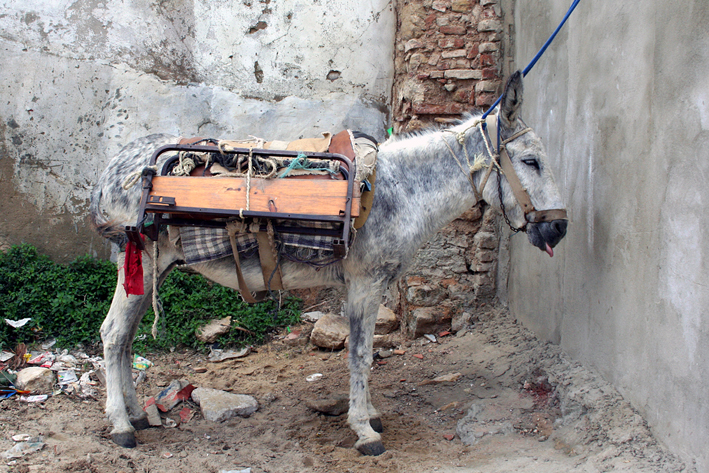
xmin=383 ymin=112 xmax=482 ymax=145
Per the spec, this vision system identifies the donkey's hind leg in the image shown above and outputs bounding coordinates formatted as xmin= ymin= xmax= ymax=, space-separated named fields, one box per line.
xmin=101 ymin=239 xmax=177 ymax=447
xmin=346 ymin=276 xmax=386 ymax=456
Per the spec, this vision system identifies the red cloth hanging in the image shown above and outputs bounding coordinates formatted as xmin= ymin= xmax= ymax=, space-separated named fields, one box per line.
xmin=123 ymin=237 xmax=144 ymax=296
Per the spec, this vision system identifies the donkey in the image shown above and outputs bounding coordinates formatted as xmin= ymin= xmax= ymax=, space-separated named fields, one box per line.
xmin=90 ymin=71 xmax=567 ymax=456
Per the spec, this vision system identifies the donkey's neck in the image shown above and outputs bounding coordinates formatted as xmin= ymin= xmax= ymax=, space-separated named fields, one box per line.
xmin=373 ymin=129 xmax=481 ymax=251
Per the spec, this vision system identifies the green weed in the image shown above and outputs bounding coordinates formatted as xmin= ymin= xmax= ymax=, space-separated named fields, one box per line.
xmin=0 ymin=244 xmax=301 ymax=353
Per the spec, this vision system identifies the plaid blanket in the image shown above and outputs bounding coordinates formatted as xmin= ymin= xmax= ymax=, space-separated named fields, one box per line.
xmin=178 ymin=220 xmax=340 ymax=266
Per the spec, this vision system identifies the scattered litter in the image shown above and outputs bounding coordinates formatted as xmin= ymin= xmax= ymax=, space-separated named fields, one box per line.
xmin=221 ymin=469 xmax=251 ymax=473
xmin=132 ymin=355 xmax=153 ymax=370
xmin=0 ymin=351 xmax=14 ymax=363
xmin=208 ymin=347 xmax=251 ymax=362
xmin=11 ymin=434 xmax=31 ymax=442
xmin=4 ymin=318 xmax=31 ymax=329
xmin=306 ymin=373 xmax=323 ymax=382
xmin=28 ymin=352 xmax=54 ymax=368
xmin=161 ymin=451 xmax=174 ymax=459
xmin=57 ymin=370 xmax=78 ymax=385
xmin=1 ymin=437 xmax=44 ymax=459
xmin=179 ymin=406 xmax=194 ymax=423
xmin=163 ymin=417 xmax=177 ymax=428
xmin=154 ymin=380 xmax=194 ymax=412
xmin=56 ymin=354 xmax=78 ymax=366
xmin=40 ymin=339 xmax=56 ymax=350
xmin=133 ymin=370 xmax=147 ymax=387
xmin=19 ymin=395 xmax=48 ymax=403
xmin=423 ymin=334 xmax=437 ymax=343
xmin=79 ymin=372 xmax=98 ymax=398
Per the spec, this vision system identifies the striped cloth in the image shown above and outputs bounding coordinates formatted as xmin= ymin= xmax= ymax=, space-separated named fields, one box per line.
xmin=178 ymin=220 xmax=340 ymax=266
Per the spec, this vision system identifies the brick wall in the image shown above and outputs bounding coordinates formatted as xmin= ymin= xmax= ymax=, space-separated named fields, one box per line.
xmin=393 ymin=0 xmax=505 ymax=132
xmin=392 ymin=0 xmax=507 ymax=336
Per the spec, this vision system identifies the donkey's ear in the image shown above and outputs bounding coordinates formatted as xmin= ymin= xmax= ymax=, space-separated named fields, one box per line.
xmin=500 ymin=70 xmax=523 ymax=128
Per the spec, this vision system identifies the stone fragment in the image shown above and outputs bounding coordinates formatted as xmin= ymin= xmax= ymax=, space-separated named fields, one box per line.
xmin=479 ymin=42 xmax=499 ymax=53
xmin=474 ymin=231 xmax=498 ymax=250
xmin=444 ymin=69 xmax=482 ymax=80
xmin=305 ymin=393 xmax=349 ymax=416
xmin=144 ymin=402 xmax=163 ymax=427
xmin=375 ymin=305 xmax=399 ymax=335
xmin=451 ymin=0 xmax=472 ymax=12
xmin=311 ymin=313 xmax=350 ymax=350
xmin=475 ymin=80 xmax=501 ymax=93
xmin=419 ymin=372 xmax=463 ymax=386
xmin=452 ymin=312 xmax=472 ymax=332
xmin=477 ymin=19 xmax=502 ymax=32
xmin=15 ymin=367 xmax=55 ymax=393
xmin=431 ymin=0 xmax=448 ymax=12
xmin=405 ymin=39 xmax=424 ymax=52
xmin=191 ymin=387 xmax=258 ymax=422
xmin=407 ymin=307 xmax=452 ymax=338
xmin=301 ymin=311 xmax=324 ymax=323
xmin=196 ymin=316 xmax=231 ymax=343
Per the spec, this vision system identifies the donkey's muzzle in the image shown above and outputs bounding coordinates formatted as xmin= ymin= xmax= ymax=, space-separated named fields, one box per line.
xmin=528 ymin=219 xmax=568 ymax=253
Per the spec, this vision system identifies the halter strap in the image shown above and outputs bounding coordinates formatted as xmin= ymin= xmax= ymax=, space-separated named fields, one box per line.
xmin=444 ymin=114 xmax=568 ymax=229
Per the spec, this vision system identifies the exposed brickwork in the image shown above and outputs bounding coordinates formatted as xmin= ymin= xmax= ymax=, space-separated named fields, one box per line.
xmin=393 ymin=0 xmax=505 ymax=132
xmin=392 ymin=0 xmax=506 ymax=337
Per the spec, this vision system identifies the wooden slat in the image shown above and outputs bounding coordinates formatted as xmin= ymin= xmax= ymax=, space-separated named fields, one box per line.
xmin=147 ymin=176 xmax=360 ymax=217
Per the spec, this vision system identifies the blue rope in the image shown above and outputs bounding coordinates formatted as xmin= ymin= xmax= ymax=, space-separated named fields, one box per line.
xmin=481 ymin=0 xmax=581 ymax=121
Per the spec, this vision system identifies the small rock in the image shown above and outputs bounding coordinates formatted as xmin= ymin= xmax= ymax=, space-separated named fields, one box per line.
xmin=301 ymin=311 xmax=325 ymax=323
xmin=196 ymin=317 xmax=232 ymax=343
xmin=375 ymin=305 xmax=399 ymax=335
xmin=412 ymin=354 xmax=424 ymax=360
xmin=305 ymin=393 xmax=349 ymax=416
xmin=378 ymin=349 xmax=393 ymax=359
xmin=424 ymin=334 xmax=437 ymax=343
xmin=394 ymin=349 xmax=406 ymax=356
xmin=15 ymin=367 xmax=55 ymax=393
xmin=419 ymin=372 xmax=463 ymax=386
xmin=443 ymin=433 xmax=455 ymax=441
xmin=208 ymin=347 xmax=251 ymax=362
xmin=310 ymin=313 xmax=350 ymax=350
xmin=306 ymin=373 xmax=323 ymax=382
xmin=191 ymin=387 xmax=258 ymax=422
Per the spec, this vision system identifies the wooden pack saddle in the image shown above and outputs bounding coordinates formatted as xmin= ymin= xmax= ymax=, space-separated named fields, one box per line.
xmin=125 ymin=130 xmax=377 ymax=302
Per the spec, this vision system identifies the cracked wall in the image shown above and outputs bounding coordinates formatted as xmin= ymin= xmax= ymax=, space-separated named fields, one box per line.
xmin=0 ymin=0 xmax=395 ymax=261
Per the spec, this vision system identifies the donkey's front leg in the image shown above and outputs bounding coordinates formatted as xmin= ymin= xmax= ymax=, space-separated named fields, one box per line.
xmin=346 ymin=276 xmax=386 ymax=456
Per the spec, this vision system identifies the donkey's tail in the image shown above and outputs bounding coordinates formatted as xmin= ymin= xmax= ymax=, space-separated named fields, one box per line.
xmin=89 ymin=185 xmax=128 ymax=246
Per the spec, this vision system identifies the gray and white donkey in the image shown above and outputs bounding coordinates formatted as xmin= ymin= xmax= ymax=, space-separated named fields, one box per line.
xmin=90 ymin=71 xmax=567 ymax=455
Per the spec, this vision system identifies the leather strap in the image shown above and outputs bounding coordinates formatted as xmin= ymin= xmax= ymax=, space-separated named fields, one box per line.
xmin=226 ymin=221 xmax=267 ymax=303
xmin=498 ymin=147 xmax=535 ymax=215
xmin=254 ymin=220 xmax=284 ymax=291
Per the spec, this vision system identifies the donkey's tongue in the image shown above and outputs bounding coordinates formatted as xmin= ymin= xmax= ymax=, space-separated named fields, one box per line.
xmin=545 ymin=243 xmax=554 ymax=257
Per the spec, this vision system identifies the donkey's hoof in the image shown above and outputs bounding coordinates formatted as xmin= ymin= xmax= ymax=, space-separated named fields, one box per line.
xmin=356 ymin=440 xmax=386 ymax=456
xmin=111 ymin=432 xmax=137 ymax=448
xmin=369 ymin=417 xmax=384 ymax=433
xmin=130 ymin=416 xmax=150 ymax=431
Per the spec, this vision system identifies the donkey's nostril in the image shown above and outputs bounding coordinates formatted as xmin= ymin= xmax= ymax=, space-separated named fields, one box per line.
xmin=552 ymin=219 xmax=568 ymax=237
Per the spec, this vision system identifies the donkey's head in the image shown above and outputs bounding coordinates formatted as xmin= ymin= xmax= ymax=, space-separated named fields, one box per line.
xmin=482 ymin=71 xmax=568 ymax=256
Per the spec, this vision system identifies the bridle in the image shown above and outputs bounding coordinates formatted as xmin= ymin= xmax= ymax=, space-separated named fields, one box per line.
xmin=443 ymin=113 xmax=568 ymax=233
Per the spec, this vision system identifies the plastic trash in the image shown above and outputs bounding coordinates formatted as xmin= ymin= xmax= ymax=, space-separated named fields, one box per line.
xmin=220 ymin=468 xmax=251 ymax=473
xmin=20 ymin=394 xmax=48 ymax=403
xmin=0 ymin=351 xmax=14 ymax=363
xmin=306 ymin=373 xmax=323 ymax=382
xmin=4 ymin=318 xmax=31 ymax=329
xmin=1 ymin=437 xmax=44 ymax=459
xmin=57 ymin=370 xmax=78 ymax=385
xmin=132 ymin=355 xmax=153 ymax=370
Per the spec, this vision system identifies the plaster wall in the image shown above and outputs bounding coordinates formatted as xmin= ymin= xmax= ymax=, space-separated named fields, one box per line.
xmin=505 ymin=1 xmax=709 ymax=469
xmin=0 ymin=0 xmax=394 ymax=261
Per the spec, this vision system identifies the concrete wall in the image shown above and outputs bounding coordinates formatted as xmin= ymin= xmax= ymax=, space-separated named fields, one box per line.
xmin=0 ymin=0 xmax=394 ymax=261
xmin=505 ymin=1 xmax=709 ymax=469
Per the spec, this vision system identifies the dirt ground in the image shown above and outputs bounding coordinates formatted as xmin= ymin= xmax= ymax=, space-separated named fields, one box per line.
xmin=0 ymin=307 xmax=693 ymax=473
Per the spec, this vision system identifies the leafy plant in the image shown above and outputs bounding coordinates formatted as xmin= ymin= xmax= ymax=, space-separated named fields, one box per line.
xmin=0 ymin=244 xmax=301 ymax=352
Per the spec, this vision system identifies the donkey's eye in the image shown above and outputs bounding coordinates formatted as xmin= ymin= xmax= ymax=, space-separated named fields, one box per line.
xmin=521 ymin=158 xmax=540 ymax=171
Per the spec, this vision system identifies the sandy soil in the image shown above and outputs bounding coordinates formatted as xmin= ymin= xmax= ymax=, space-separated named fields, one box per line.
xmin=0 ymin=308 xmax=692 ymax=473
